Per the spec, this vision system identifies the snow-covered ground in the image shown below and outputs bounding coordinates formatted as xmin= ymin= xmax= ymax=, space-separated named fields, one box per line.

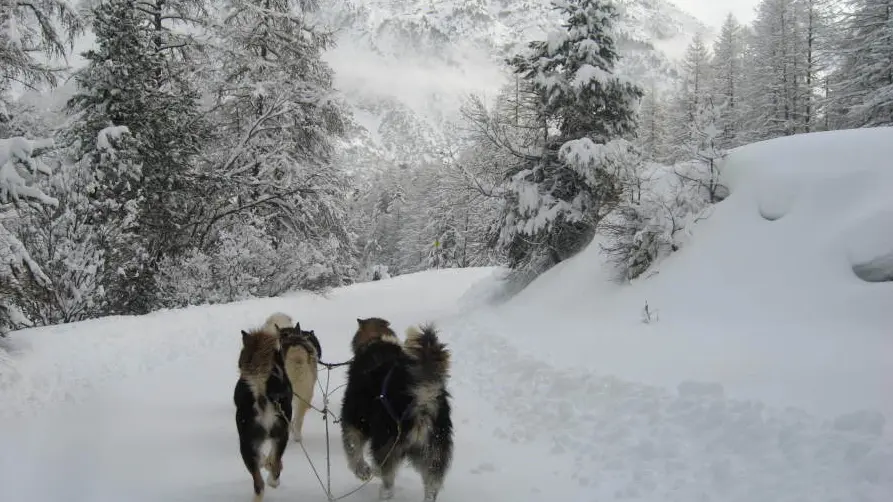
xmin=2 ymin=129 xmax=893 ymax=502
xmin=477 ymin=128 xmax=893 ymax=424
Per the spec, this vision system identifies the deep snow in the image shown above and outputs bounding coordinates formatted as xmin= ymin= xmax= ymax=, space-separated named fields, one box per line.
xmin=472 ymin=128 xmax=893 ymax=426
xmin=2 ymin=268 xmax=575 ymax=502
xmin=2 ymin=129 xmax=893 ymax=502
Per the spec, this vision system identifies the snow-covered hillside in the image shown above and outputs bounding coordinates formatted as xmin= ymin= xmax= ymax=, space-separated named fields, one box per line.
xmin=2 ymin=129 xmax=892 ymax=502
xmin=471 ymin=127 xmax=893 ymax=423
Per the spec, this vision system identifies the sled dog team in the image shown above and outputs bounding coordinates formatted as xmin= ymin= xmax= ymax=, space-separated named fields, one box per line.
xmin=235 ymin=312 xmax=453 ymax=502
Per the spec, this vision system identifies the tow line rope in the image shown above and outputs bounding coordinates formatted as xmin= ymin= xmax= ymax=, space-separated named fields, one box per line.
xmin=276 ymin=358 xmax=407 ymax=502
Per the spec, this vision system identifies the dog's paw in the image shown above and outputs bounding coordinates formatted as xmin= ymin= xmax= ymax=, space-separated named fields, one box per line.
xmin=379 ymin=485 xmax=394 ymax=500
xmin=292 ymin=433 xmax=302 ymax=443
xmin=266 ymin=473 xmax=280 ymax=489
xmin=352 ymin=461 xmax=373 ymax=481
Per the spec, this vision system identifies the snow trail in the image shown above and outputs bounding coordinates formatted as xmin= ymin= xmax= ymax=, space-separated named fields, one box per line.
xmin=0 ymin=268 xmax=577 ymax=502
xmin=443 ymin=309 xmax=893 ymax=502
xmin=1 ymin=266 xmax=892 ymax=502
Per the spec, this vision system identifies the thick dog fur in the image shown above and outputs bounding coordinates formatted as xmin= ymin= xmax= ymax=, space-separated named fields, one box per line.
xmin=234 ymin=314 xmax=293 ymax=502
xmin=340 ymin=317 xmax=453 ymax=502
xmin=262 ymin=312 xmax=293 ymax=335
xmin=277 ymin=321 xmax=322 ymax=442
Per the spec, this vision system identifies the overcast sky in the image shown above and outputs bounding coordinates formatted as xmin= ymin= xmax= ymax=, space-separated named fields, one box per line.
xmin=669 ymin=0 xmax=760 ymax=28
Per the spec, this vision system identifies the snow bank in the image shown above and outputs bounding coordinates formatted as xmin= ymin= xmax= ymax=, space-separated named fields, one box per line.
xmin=470 ymin=128 xmax=893 ymax=425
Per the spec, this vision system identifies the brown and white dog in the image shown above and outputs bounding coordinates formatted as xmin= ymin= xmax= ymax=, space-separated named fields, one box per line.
xmin=234 ymin=314 xmax=293 ymax=502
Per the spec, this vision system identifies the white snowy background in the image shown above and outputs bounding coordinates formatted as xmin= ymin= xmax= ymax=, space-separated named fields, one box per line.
xmin=3 ymin=0 xmax=893 ymax=501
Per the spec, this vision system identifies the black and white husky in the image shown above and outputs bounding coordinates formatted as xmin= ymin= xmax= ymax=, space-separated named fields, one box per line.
xmin=234 ymin=314 xmax=294 ymax=501
xmin=340 ymin=317 xmax=453 ymax=501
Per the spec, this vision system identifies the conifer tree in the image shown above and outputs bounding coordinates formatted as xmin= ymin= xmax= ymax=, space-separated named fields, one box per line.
xmin=497 ymin=0 xmax=643 ymax=277
xmin=0 ymin=0 xmax=83 ymax=103
xmin=710 ymin=14 xmax=746 ymax=148
xmin=669 ymin=32 xmax=712 ymax=161
xmin=0 ymin=136 xmax=57 ymax=334
xmin=830 ymin=0 xmax=893 ymax=127
xmin=62 ymin=0 xmax=209 ymax=313
xmin=637 ymin=83 xmax=671 ymax=162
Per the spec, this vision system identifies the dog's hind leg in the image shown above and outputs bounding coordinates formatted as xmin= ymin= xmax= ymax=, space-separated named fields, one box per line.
xmin=290 ymin=395 xmax=304 ymax=441
xmin=421 ymin=469 xmax=444 ymax=502
xmin=239 ymin=436 xmax=265 ymax=501
xmin=286 ymin=358 xmax=316 ymax=442
xmin=291 ymin=378 xmax=314 ymax=442
xmin=410 ymin=444 xmax=450 ymax=502
xmin=266 ymin=420 xmax=289 ymax=488
xmin=341 ymin=424 xmax=373 ymax=481
xmin=373 ymin=440 xmax=403 ymax=500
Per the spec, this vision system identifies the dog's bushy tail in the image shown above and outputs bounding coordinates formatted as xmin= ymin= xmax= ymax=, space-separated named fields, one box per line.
xmin=404 ymin=324 xmax=450 ymax=381
xmin=262 ymin=312 xmax=293 ymax=336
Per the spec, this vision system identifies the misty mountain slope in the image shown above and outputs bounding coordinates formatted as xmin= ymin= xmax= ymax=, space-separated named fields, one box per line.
xmin=319 ymin=0 xmax=712 ymax=182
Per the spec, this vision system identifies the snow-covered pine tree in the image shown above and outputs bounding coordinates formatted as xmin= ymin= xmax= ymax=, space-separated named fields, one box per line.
xmin=62 ymin=0 xmax=210 ymax=313
xmin=14 ymin=127 xmax=143 ymax=324
xmin=0 ymin=136 xmax=57 ymax=334
xmin=0 ymin=0 xmax=84 ymax=107
xmin=742 ymin=0 xmax=814 ymax=139
xmin=498 ymin=0 xmax=643 ymax=279
xmin=787 ymin=0 xmax=838 ymax=132
xmin=349 ymin=164 xmax=408 ymax=277
xmin=669 ymin=32 xmax=712 ymax=162
xmin=135 ymin=0 xmax=207 ymax=54
xmin=0 ymin=96 xmax=54 ymax=139
xmin=830 ymin=0 xmax=893 ymax=127
xmin=636 ymin=81 xmax=671 ymax=162
xmin=177 ymin=0 xmax=355 ymax=300
xmin=394 ymin=159 xmax=498 ymax=273
xmin=710 ymin=14 xmax=746 ymax=148
xmin=435 ymin=154 xmax=504 ymax=270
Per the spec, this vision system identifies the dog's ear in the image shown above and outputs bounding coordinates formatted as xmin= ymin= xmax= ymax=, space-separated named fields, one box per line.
xmin=241 ymin=330 xmax=250 ymax=344
xmin=294 ymin=321 xmax=301 ymax=332
xmin=357 ymin=318 xmax=365 ymax=326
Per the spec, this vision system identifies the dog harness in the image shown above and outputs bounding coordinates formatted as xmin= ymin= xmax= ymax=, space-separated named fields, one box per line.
xmin=378 ymin=364 xmax=413 ymax=425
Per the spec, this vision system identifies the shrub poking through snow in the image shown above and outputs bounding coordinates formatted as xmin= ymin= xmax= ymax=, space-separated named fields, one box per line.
xmin=601 ymin=161 xmax=722 ymax=281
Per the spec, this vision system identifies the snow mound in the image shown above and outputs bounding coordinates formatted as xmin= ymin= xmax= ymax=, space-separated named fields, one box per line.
xmin=476 ymin=128 xmax=893 ymax=425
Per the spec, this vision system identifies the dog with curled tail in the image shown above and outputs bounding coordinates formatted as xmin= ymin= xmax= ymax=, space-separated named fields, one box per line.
xmin=276 ymin=318 xmax=322 ymax=442
xmin=234 ymin=314 xmax=293 ymax=502
xmin=340 ymin=317 xmax=453 ymax=502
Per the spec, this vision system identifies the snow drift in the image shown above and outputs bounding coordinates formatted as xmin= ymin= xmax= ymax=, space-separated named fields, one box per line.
xmin=469 ymin=127 xmax=893 ymax=425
